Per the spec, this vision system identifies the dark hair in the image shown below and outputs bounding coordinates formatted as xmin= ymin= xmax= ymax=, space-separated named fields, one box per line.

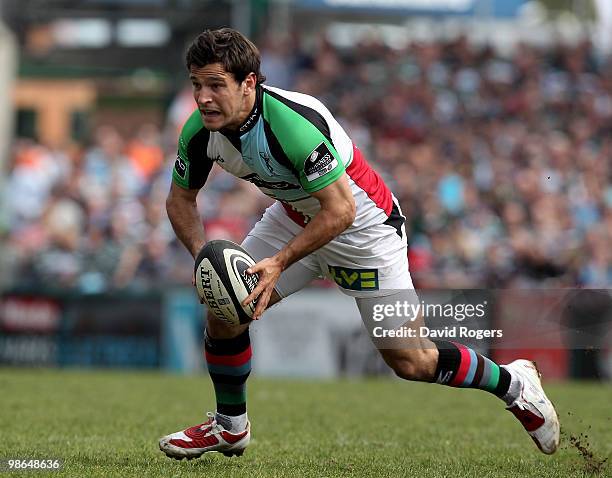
xmin=185 ymin=28 xmax=266 ymax=84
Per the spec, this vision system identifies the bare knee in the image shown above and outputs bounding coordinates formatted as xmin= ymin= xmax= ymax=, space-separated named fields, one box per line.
xmin=204 ymin=289 xmax=282 ymax=339
xmin=380 ymin=347 xmax=438 ymax=381
xmin=206 ymin=312 xmax=249 ymax=339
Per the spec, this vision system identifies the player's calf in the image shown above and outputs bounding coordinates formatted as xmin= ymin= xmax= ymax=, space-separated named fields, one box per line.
xmin=378 ymin=344 xmax=438 ymax=381
xmin=204 ymin=326 xmax=252 ymax=433
xmin=203 ymin=288 xmax=282 ymax=432
xmin=378 ymin=340 xmax=559 ymax=454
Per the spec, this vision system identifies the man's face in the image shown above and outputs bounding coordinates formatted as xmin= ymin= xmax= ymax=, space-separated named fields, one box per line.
xmin=189 ymin=63 xmax=249 ymax=132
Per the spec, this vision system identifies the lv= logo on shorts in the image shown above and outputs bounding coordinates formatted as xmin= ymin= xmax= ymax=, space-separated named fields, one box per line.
xmin=328 ymin=265 xmax=379 ymax=291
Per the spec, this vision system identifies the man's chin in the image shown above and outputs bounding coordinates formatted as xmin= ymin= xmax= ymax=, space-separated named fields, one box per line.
xmin=200 ymin=114 xmax=223 ymax=131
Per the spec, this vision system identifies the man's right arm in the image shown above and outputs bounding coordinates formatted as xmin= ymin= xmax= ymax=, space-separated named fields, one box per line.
xmin=168 ymin=109 xmax=212 ymax=258
xmin=166 ymin=182 xmax=206 ymax=259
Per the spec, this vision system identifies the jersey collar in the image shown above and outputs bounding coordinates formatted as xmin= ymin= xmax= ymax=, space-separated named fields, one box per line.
xmin=236 ymin=84 xmax=263 ymax=136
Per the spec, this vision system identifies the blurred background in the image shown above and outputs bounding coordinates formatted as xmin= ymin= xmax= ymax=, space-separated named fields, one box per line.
xmin=0 ymin=0 xmax=610 ymax=380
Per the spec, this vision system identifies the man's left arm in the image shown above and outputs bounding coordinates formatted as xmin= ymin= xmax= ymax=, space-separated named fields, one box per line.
xmin=243 ymin=173 xmax=356 ymax=319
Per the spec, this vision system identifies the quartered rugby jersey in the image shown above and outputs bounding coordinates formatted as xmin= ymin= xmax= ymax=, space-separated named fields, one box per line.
xmin=173 ymin=84 xmax=404 ymax=235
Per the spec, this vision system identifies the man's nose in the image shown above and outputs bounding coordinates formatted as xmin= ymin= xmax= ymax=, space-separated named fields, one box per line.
xmin=196 ymin=87 xmax=213 ymax=105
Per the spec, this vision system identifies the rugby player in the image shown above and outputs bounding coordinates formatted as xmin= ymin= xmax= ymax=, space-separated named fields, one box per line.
xmin=159 ymin=28 xmax=560 ymax=459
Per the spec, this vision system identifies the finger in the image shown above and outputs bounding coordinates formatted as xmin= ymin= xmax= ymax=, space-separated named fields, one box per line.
xmin=243 ymin=279 xmax=267 ymax=306
xmin=243 ymin=285 xmax=262 ymax=306
xmin=253 ymin=287 xmax=272 ymax=320
xmin=246 ymin=263 xmax=263 ymax=275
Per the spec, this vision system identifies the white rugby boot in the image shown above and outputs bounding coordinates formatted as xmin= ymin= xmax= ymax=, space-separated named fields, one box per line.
xmin=159 ymin=412 xmax=250 ymax=460
xmin=503 ymin=359 xmax=560 ymax=454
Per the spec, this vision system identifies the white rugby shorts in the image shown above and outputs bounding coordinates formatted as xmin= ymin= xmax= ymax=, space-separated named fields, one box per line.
xmin=241 ymin=201 xmax=414 ymax=299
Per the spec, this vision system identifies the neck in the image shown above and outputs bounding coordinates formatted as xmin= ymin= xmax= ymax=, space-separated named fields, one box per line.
xmin=227 ymin=89 xmax=257 ymax=133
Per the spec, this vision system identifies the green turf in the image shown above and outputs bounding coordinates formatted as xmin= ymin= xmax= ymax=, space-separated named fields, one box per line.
xmin=0 ymin=368 xmax=610 ymax=477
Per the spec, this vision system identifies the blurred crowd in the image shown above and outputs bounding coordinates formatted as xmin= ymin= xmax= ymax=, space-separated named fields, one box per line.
xmin=3 ymin=35 xmax=612 ymax=292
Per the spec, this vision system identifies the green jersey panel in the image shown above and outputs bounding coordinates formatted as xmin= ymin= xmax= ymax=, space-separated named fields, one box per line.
xmin=173 ymin=109 xmax=213 ymax=190
xmin=262 ymin=93 xmax=345 ymax=193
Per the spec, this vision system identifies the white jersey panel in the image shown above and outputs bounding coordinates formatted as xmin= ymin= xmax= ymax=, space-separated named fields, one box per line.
xmin=263 ymin=86 xmax=354 ymax=168
xmin=263 ymin=86 xmax=393 ymax=231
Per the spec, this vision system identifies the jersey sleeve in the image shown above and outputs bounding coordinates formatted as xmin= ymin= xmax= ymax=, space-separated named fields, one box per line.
xmin=262 ymin=93 xmax=345 ymax=194
xmin=172 ymin=109 xmax=213 ymax=190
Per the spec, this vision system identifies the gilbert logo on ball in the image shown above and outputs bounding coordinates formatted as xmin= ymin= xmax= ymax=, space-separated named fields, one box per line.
xmin=194 ymin=240 xmax=259 ymax=326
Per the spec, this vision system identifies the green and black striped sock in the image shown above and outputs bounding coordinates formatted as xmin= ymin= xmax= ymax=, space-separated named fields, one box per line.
xmin=204 ymin=329 xmax=251 ymax=417
xmin=432 ymin=340 xmax=511 ymax=398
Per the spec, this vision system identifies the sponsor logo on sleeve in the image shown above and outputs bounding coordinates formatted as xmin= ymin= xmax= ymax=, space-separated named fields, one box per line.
xmin=174 ymin=155 xmax=187 ymax=179
xmin=304 ymin=142 xmax=339 ymax=182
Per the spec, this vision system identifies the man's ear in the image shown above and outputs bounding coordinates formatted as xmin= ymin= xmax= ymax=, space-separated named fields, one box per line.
xmin=243 ymin=72 xmax=257 ymax=95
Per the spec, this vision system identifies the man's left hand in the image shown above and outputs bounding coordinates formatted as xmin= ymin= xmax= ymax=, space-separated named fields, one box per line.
xmin=242 ymin=256 xmax=285 ymax=320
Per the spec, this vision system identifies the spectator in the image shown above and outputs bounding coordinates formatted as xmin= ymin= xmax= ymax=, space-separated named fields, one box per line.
xmin=3 ymin=37 xmax=612 ymax=290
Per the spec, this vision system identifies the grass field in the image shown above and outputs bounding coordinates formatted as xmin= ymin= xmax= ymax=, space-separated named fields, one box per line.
xmin=0 ymin=368 xmax=610 ymax=477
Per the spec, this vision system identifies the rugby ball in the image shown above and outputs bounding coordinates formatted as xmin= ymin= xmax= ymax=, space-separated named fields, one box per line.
xmin=194 ymin=240 xmax=259 ymax=325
